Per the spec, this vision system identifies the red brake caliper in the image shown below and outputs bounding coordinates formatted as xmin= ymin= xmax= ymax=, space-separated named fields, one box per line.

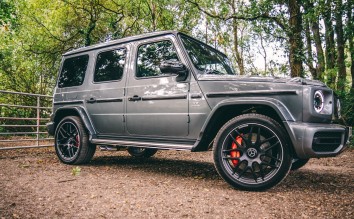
xmin=231 ymin=136 xmax=242 ymax=166
xmin=75 ymin=135 xmax=80 ymax=147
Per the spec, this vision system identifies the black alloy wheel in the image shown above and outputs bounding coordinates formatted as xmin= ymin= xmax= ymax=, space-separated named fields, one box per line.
xmin=213 ymin=114 xmax=292 ymax=191
xmin=54 ymin=116 xmax=96 ymax=164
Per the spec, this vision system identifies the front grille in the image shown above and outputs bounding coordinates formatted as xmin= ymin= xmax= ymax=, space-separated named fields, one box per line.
xmin=312 ymin=132 xmax=342 ymax=152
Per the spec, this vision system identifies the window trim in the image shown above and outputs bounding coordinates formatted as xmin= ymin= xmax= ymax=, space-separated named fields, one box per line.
xmin=92 ymin=46 xmax=128 ymax=84
xmin=57 ymin=54 xmax=90 ymax=88
xmin=134 ymin=39 xmax=182 ymax=80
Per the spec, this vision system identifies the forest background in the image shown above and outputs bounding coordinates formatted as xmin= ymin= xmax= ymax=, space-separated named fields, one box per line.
xmin=0 ymin=0 xmax=353 ymax=139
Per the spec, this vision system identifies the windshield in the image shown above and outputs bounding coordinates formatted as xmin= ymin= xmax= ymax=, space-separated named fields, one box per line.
xmin=180 ymin=35 xmax=236 ymax=75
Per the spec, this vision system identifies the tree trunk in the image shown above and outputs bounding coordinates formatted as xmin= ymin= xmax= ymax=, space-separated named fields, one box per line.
xmin=259 ymin=34 xmax=267 ymax=74
xmin=288 ymin=0 xmax=304 ymax=78
xmin=232 ymin=19 xmax=245 ymax=75
xmin=231 ymin=1 xmax=245 ymax=75
xmin=84 ymin=21 xmax=96 ymax=46
xmin=311 ymin=18 xmax=325 ymax=79
xmin=305 ymin=18 xmax=317 ymax=78
xmin=323 ymin=0 xmax=336 ymax=87
xmin=335 ymin=0 xmax=346 ymax=91
xmin=205 ymin=18 xmax=208 ymax=43
xmin=347 ymin=0 xmax=354 ymax=90
xmin=148 ymin=1 xmax=157 ymax=31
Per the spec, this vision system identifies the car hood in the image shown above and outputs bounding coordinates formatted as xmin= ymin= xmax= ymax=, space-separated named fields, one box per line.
xmin=197 ymin=75 xmax=326 ymax=87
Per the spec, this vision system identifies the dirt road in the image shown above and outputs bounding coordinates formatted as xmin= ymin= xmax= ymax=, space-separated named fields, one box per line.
xmin=1 ymin=148 xmax=353 ymax=218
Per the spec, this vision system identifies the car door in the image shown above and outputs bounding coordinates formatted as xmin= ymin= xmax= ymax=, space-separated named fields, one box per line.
xmin=84 ymin=45 xmax=129 ymax=136
xmin=125 ymin=36 xmax=189 ymax=137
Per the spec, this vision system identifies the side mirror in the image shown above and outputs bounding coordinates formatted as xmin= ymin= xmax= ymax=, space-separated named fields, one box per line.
xmin=160 ymin=60 xmax=188 ymax=80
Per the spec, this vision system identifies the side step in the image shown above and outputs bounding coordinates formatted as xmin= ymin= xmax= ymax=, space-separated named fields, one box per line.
xmin=91 ymin=139 xmax=194 ymax=151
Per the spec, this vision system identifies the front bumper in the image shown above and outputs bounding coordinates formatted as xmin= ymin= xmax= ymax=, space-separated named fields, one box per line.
xmin=286 ymin=122 xmax=351 ymax=159
xmin=46 ymin=122 xmax=55 ymax=136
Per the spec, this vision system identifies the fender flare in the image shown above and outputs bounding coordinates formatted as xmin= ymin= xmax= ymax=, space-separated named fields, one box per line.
xmin=53 ymin=106 xmax=97 ymax=137
xmin=201 ymin=97 xmax=295 ymax=133
xmin=192 ymin=97 xmax=295 ymax=151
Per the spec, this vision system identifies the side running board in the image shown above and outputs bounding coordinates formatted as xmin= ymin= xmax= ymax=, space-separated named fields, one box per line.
xmin=91 ymin=138 xmax=194 ymax=151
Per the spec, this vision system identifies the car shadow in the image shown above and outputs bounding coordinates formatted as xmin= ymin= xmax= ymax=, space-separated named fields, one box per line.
xmin=89 ymin=154 xmax=354 ymax=193
xmin=89 ymin=154 xmax=220 ymax=180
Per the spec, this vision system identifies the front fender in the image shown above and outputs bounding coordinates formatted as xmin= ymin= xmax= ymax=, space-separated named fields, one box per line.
xmin=191 ymin=97 xmax=296 ymax=152
xmin=200 ymin=97 xmax=295 ymax=133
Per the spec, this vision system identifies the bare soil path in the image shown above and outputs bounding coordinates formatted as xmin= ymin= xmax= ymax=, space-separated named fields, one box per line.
xmin=0 ymin=148 xmax=353 ymax=219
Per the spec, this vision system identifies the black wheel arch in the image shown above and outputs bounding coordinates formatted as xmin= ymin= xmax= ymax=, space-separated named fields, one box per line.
xmin=53 ymin=106 xmax=96 ymax=137
xmin=192 ymin=100 xmax=296 ymax=153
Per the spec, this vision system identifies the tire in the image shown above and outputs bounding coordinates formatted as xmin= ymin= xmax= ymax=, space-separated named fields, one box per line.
xmin=291 ymin=158 xmax=310 ymax=170
xmin=213 ymin=114 xmax=292 ymax=191
xmin=127 ymin=147 xmax=158 ymax=158
xmin=54 ymin=116 xmax=96 ymax=165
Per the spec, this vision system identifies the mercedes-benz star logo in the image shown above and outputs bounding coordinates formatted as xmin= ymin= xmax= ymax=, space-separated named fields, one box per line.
xmin=247 ymin=148 xmax=258 ymax=158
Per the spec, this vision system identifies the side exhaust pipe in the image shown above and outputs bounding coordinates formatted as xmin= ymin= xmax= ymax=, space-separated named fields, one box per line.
xmin=99 ymin=145 xmax=127 ymax=151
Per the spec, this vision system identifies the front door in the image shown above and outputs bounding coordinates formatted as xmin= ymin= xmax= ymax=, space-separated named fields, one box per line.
xmin=125 ymin=36 xmax=189 ymax=137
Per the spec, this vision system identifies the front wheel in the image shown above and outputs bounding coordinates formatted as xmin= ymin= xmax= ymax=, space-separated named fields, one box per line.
xmin=127 ymin=147 xmax=158 ymax=158
xmin=213 ymin=114 xmax=292 ymax=191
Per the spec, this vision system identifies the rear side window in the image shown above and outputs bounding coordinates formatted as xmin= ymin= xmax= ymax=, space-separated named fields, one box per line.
xmin=58 ymin=55 xmax=89 ymax=88
xmin=94 ymin=48 xmax=126 ymax=82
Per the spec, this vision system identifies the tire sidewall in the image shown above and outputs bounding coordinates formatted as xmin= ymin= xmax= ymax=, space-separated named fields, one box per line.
xmin=127 ymin=147 xmax=157 ymax=158
xmin=54 ymin=116 xmax=85 ymax=164
xmin=213 ymin=114 xmax=292 ymax=191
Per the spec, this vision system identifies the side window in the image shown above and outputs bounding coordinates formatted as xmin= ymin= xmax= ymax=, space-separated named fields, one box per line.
xmin=136 ymin=40 xmax=179 ymax=78
xmin=94 ymin=48 xmax=126 ymax=82
xmin=58 ymin=55 xmax=89 ymax=88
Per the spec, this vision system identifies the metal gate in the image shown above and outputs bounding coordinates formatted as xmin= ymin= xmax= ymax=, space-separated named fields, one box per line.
xmin=0 ymin=90 xmax=53 ymax=150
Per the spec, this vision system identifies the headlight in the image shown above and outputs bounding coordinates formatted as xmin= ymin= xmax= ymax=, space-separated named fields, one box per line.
xmin=336 ymin=99 xmax=341 ymax=119
xmin=314 ymin=90 xmax=324 ymax=113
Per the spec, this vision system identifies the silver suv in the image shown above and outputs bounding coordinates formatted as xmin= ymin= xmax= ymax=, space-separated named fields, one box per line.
xmin=47 ymin=31 xmax=351 ymax=190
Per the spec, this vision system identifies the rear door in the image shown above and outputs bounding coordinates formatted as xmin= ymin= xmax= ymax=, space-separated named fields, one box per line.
xmin=85 ymin=45 xmax=129 ymax=136
xmin=125 ymin=35 xmax=189 ymax=137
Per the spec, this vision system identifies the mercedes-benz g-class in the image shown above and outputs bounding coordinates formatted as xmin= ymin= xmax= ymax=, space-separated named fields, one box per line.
xmin=47 ymin=31 xmax=351 ymax=190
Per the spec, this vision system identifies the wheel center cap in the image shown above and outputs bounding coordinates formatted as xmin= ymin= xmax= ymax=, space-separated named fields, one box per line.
xmin=247 ymin=148 xmax=258 ymax=158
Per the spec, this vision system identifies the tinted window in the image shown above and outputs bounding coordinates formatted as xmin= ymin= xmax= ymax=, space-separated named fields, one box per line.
xmin=58 ymin=55 xmax=89 ymax=88
xmin=136 ymin=40 xmax=179 ymax=78
xmin=180 ymin=35 xmax=235 ymax=75
xmin=94 ymin=48 xmax=126 ymax=82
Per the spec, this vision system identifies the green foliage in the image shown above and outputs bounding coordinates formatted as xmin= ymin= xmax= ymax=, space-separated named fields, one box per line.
xmin=0 ymin=0 xmax=18 ymax=28
xmin=338 ymin=91 xmax=354 ymax=147
xmin=338 ymin=90 xmax=354 ymax=126
xmin=0 ymin=0 xmax=201 ymax=94
xmin=71 ymin=166 xmax=81 ymax=176
xmin=0 ymin=0 xmax=352 ymax=120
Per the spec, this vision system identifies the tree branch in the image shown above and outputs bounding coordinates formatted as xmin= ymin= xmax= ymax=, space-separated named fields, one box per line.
xmin=186 ymin=0 xmax=287 ymax=31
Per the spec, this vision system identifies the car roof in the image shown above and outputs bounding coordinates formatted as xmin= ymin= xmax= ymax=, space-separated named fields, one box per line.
xmin=63 ymin=30 xmax=179 ymax=56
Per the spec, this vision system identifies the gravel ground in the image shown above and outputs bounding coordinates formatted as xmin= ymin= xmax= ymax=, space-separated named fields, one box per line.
xmin=0 ymin=147 xmax=353 ymax=219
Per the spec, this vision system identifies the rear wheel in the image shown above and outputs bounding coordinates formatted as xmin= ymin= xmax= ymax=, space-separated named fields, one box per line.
xmin=54 ymin=116 xmax=96 ymax=164
xmin=291 ymin=158 xmax=310 ymax=170
xmin=127 ymin=147 xmax=158 ymax=158
xmin=213 ymin=114 xmax=292 ymax=191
